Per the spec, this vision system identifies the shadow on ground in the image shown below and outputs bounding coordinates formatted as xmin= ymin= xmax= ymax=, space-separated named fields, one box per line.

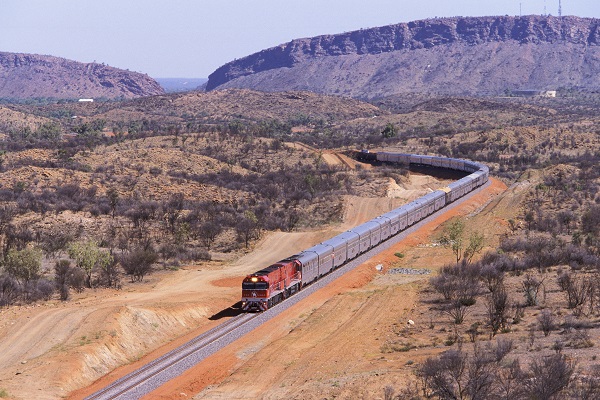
xmin=209 ymin=301 xmax=244 ymax=320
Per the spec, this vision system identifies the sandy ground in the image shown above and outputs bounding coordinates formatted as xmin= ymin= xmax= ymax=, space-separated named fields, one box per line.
xmin=0 ymin=174 xmax=506 ymax=400
xmin=148 ymin=178 xmax=507 ymax=400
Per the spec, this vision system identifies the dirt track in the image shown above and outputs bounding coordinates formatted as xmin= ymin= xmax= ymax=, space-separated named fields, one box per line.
xmin=0 ymin=173 xmax=506 ymax=400
xmin=149 ymin=178 xmax=507 ymax=399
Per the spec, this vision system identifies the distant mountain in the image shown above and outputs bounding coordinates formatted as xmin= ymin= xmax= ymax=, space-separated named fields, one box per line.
xmin=206 ymin=15 xmax=600 ymax=98
xmin=0 ymin=52 xmax=164 ymax=99
xmin=155 ymin=78 xmax=208 ymax=93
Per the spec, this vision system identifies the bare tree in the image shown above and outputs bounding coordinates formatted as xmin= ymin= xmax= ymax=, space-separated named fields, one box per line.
xmin=431 ymin=273 xmax=460 ymax=301
xmin=496 ymin=359 xmax=526 ymax=400
xmin=421 ymin=348 xmax=468 ymax=399
xmin=465 ymin=344 xmax=497 ymax=400
xmin=490 ymin=338 xmax=514 ymax=362
xmin=0 ymin=274 xmax=20 ymax=307
xmin=420 ymin=345 xmax=501 ymax=400
xmin=480 ymin=263 xmax=504 ymax=293
xmin=565 ymin=276 xmax=592 ymax=315
xmin=557 ymin=270 xmax=572 ymax=292
xmin=383 ymin=385 xmax=395 ymax=400
xmin=486 ymin=284 xmax=509 ymax=337
xmin=99 ymin=257 xmax=121 ymax=289
xmin=39 ymin=225 xmax=74 ymax=259
xmin=163 ymin=192 xmax=185 ymax=234
xmin=568 ymin=366 xmax=600 ymax=400
xmin=198 ymin=220 xmax=222 ymax=250
xmin=522 ymin=274 xmax=544 ymax=306
xmin=235 ymin=210 xmax=259 ymax=248
xmin=537 ymin=309 xmax=556 ymax=337
xmin=524 ymin=354 xmax=575 ymax=399
xmin=54 ymin=259 xmax=72 ymax=301
xmin=445 ymin=300 xmax=471 ymax=325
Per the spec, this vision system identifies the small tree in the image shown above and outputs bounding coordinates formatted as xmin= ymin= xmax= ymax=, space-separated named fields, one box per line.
xmin=441 ymin=219 xmax=465 ymax=264
xmin=565 ymin=276 xmax=592 ymax=314
xmin=163 ymin=192 xmax=185 ymax=234
xmin=106 ymin=187 xmax=119 ymax=219
xmin=99 ymin=258 xmax=121 ymax=288
xmin=68 ymin=241 xmax=113 ymax=288
xmin=39 ymin=227 xmax=73 ymax=259
xmin=522 ymin=274 xmax=544 ymax=306
xmin=445 ymin=299 xmax=471 ymax=324
xmin=120 ymin=247 xmax=158 ymax=282
xmin=236 ymin=210 xmax=259 ymax=248
xmin=381 ymin=123 xmax=397 ymax=138
xmin=480 ymin=263 xmax=504 ymax=293
xmin=3 ymin=247 xmax=43 ymax=285
xmin=198 ymin=220 xmax=222 ymax=250
xmin=496 ymin=359 xmax=526 ymax=400
xmin=486 ymin=284 xmax=509 ymax=337
xmin=430 ymin=273 xmax=460 ymax=301
xmin=54 ymin=259 xmax=72 ymax=301
xmin=464 ymin=232 xmax=485 ymax=264
xmin=524 ymin=210 xmax=535 ymax=231
xmin=537 ymin=309 xmax=555 ymax=337
xmin=421 ymin=349 xmax=468 ymax=399
xmin=524 ymin=354 xmax=574 ymax=399
xmin=0 ymin=274 xmax=20 ymax=307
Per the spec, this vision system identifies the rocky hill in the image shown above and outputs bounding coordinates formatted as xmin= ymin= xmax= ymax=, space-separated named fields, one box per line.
xmin=22 ymin=89 xmax=384 ymax=131
xmin=206 ymin=15 xmax=600 ymax=98
xmin=0 ymin=52 xmax=164 ymax=99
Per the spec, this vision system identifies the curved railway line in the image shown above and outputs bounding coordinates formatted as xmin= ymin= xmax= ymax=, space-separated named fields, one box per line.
xmin=85 ymin=152 xmax=490 ymax=399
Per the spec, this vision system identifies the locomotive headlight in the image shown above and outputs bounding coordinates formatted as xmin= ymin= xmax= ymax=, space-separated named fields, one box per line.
xmin=251 ymin=277 xmax=258 ymax=282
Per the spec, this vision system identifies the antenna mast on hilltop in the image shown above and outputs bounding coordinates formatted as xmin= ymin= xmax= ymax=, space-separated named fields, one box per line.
xmin=559 ymin=0 xmax=562 ymax=17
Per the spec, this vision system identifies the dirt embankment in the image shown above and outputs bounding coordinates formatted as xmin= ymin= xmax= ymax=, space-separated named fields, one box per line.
xmin=144 ymin=178 xmax=509 ymax=399
xmin=0 ymin=173 xmax=507 ymax=400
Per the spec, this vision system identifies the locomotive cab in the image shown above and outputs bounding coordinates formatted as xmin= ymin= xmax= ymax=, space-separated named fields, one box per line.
xmin=241 ymin=275 xmax=270 ymax=312
xmin=241 ymin=259 xmax=302 ymax=312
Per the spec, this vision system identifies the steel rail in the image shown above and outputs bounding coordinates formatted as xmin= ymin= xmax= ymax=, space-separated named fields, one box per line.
xmin=85 ymin=178 xmax=492 ymax=399
xmin=84 ymin=313 xmax=257 ymax=399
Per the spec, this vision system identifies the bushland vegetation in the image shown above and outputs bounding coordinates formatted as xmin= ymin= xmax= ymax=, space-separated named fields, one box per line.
xmin=2 ymin=91 xmax=600 ymax=398
xmin=0 ymin=109 xmax=404 ymax=305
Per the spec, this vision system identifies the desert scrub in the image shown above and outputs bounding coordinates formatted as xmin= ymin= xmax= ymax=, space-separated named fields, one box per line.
xmin=381 ymin=340 xmax=416 ymax=353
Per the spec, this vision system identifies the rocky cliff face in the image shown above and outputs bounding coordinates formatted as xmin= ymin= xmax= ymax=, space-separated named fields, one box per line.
xmin=0 ymin=52 xmax=164 ymax=99
xmin=206 ymin=15 xmax=600 ymax=97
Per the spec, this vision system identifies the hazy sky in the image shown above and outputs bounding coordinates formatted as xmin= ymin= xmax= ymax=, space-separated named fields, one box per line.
xmin=1 ymin=0 xmax=599 ymax=78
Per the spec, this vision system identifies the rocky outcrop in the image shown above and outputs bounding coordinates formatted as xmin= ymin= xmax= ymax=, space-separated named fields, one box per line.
xmin=0 ymin=52 xmax=164 ymax=99
xmin=206 ymin=15 xmax=600 ymax=97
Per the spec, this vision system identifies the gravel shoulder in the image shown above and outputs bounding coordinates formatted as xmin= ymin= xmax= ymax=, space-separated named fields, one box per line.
xmin=0 ymin=174 xmax=505 ymax=400
xmin=146 ymin=178 xmax=507 ymax=399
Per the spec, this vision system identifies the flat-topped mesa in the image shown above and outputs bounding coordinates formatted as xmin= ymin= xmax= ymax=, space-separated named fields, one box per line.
xmin=206 ymin=15 xmax=600 ymax=97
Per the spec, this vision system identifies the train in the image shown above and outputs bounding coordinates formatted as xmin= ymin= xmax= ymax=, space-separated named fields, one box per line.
xmin=241 ymin=151 xmax=489 ymax=312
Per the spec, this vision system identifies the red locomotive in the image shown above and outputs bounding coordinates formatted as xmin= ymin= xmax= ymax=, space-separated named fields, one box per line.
xmin=241 ymin=258 xmax=302 ymax=311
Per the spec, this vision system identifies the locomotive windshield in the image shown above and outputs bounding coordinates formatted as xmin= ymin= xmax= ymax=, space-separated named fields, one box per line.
xmin=242 ymin=281 xmax=268 ymax=290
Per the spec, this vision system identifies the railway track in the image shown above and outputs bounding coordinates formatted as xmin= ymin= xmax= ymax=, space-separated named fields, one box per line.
xmin=84 ymin=179 xmax=491 ymax=400
xmin=84 ymin=313 xmax=258 ymax=400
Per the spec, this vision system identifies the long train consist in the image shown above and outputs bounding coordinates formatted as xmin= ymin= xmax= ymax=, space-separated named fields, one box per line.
xmin=241 ymin=152 xmax=489 ymax=312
